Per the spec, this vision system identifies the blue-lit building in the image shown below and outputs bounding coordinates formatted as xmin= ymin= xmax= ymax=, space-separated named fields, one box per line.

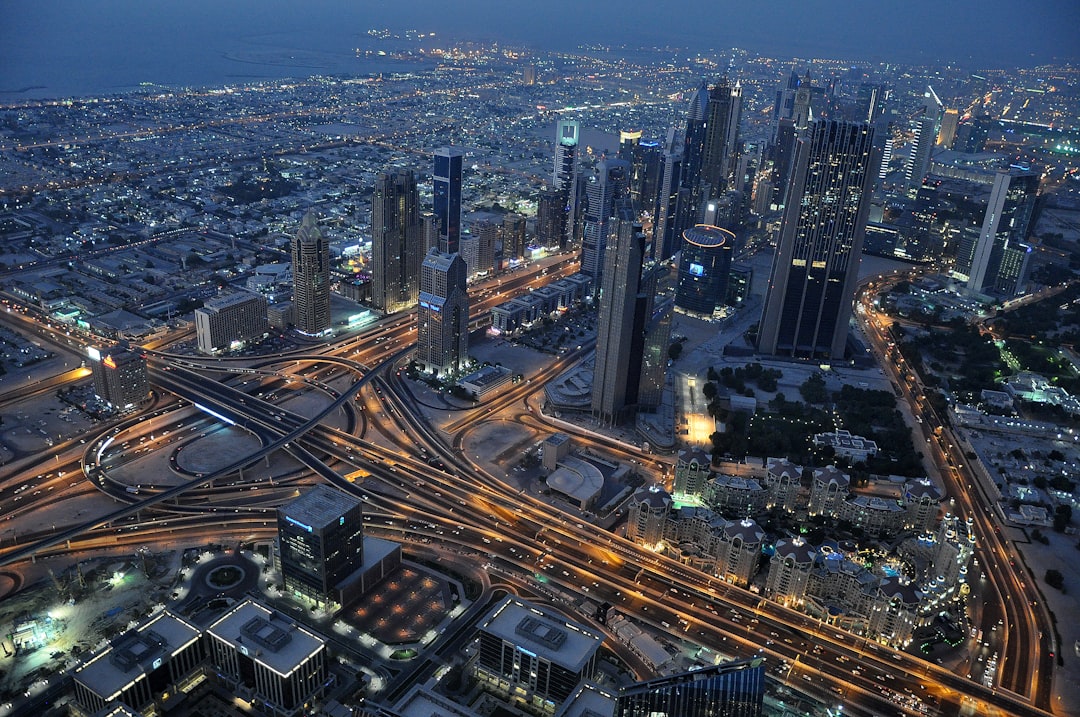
xmin=277 ymin=484 xmax=364 ymax=603
xmin=616 ymin=659 xmax=766 ymax=717
xmin=675 ymin=224 xmax=735 ymax=316
xmin=434 ymin=147 xmax=463 ymax=254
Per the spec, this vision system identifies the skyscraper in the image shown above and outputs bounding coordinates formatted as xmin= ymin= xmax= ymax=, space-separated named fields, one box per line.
xmin=580 ymin=159 xmax=632 ymax=280
xmin=758 ymin=119 xmax=877 ymax=359
xmin=937 ymin=108 xmax=960 ymax=148
xmin=536 ymin=186 xmax=562 ymax=248
xmin=675 ymin=224 xmax=735 ymax=316
xmin=616 ymin=659 xmax=766 ymax=717
xmin=677 ymin=81 xmax=710 ymax=237
xmin=501 ymin=212 xmax=527 ymax=262
xmin=371 ymin=169 xmax=422 ymax=314
xmin=291 ymin=212 xmax=331 ymax=335
xmin=701 ymin=78 xmax=743 ymax=199
xmin=967 ymin=169 xmax=1039 ymax=297
xmin=195 ymin=290 xmax=269 ymax=354
xmin=905 ymin=87 xmax=943 ymax=190
xmin=88 ymin=344 xmax=150 ymax=410
xmin=416 ymin=250 xmax=469 ymax=376
xmin=652 ymin=131 xmax=684 ymax=260
xmin=553 ymin=120 xmax=580 ymax=249
xmin=433 ymin=147 xmax=464 ymax=254
xmin=277 ymin=484 xmax=364 ymax=604
xmin=592 ymin=201 xmax=659 ymax=425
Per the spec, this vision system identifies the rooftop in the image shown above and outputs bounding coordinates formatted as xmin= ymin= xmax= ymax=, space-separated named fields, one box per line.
xmin=207 ymin=599 xmax=326 ymax=676
xmin=478 ymin=596 xmax=603 ymax=673
xmin=279 ymin=483 xmax=361 ymax=530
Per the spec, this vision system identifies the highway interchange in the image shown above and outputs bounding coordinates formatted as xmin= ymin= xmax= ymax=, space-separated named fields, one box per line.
xmin=0 ymin=260 xmax=1059 ymax=717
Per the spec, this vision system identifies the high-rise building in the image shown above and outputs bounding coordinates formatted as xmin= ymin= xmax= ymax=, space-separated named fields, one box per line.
xmin=937 ymin=108 xmax=960 ymax=148
xmin=469 ymin=217 xmax=498 ymax=277
xmin=474 ymin=596 xmax=603 ymax=710
xmin=701 ymin=78 xmax=743 ymax=198
xmin=88 ymin=345 xmax=149 ymax=410
xmin=416 ymin=250 xmax=469 ymax=376
xmin=580 ymin=159 xmax=632 ymax=280
xmin=967 ymin=169 xmax=1039 ymax=297
xmin=677 ymin=81 xmax=711 ymax=237
xmin=277 ymin=484 xmax=364 ymax=604
xmin=616 ymin=659 xmax=766 ymax=717
xmin=501 ymin=212 xmax=527 ymax=262
xmin=553 ymin=120 xmax=580 ymax=248
xmin=592 ymin=202 xmax=659 ymax=425
xmin=758 ymin=120 xmax=877 ymax=359
xmin=195 ymin=290 xmax=269 ymax=354
xmin=371 ymin=169 xmax=422 ymax=313
xmin=536 ymin=187 xmax=563 ymax=248
xmin=291 ymin=212 xmax=331 ymax=335
xmin=906 ymin=87 xmax=943 ymax=190
xmin=675 ymin=224 xmax=735 ymax=316
xmin=652 ymin=132 xmax=684 ymax=259
xmin=433 ymin=147 xmax=463 ymax=254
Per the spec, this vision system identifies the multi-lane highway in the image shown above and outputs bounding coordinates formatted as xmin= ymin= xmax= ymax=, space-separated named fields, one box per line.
xmin=0 ymin=262 xmax=1059 ymax=717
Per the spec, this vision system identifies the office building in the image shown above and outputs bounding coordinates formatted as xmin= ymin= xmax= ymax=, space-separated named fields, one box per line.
xmin=637 ymin=299 xmax=673 ymax=411
xmin=277 ymin=484 xmax=364 ymax=604
xmin=502 ymin=212 xmax=527 ymax=261
xmin=434 ymin=147 xmax=464 ymax=254
xmin=206 ymin=599 xmax=328 ymax=717
xmin=195 ymin=290 xmax=269 ymax=354
xmin=371 ymin=169 xmax=422 ymax=314
xmin=906 ymin=88 xmax=943 ymax=190
xmin=757 ymin=119 xmax=877 ymax=359
xmin=88 ymin=344 xmax=150 ymax=410
xmin=553 ymin=120 xmax=580 ymax=248
xmin=291 ymin=212 xmax=331 ymax=335
xmin=537 ymin=186 xmax=563 ymax=248
xmin=580 ymin=159 xmax=632 ymax=280
xmin=675 ymin=224 xmax=735 ymax=316
xmin=470 ymin=217 xmax=499 ymax=277
xmin=615 ymin=659 xmax=766 ymax=717
xmin=675 ymin=81 xmax=710 ymax=242
xmin=701 ymin=78 xmax=743 ymax=198
xmin=474 ymin=596 xmax=603 ymax=711
xmin=416 ymin=250 xmax=469 ymax=376
xmin=73 ymin=611 xmax=203 ymax=716
xmin=592 ymin=202 xmax=658 ymax=425
xmin=937 ymin=108 xmax=960 ymax=148
xmin=966 ymin=169 xmax=1039 ymax=297
xmin=652 ymin=133 xmax=684 ymax=259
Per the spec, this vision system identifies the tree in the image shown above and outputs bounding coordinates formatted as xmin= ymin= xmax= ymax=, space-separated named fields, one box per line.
xmin=668 ymin=342 xmax=683 ymax=361
xmin=1045 ymin=569 xmax=1065 ymax=591
xmin=1054 ymin=505 xmax=1073 ymax=533
xmin=702 ymin=382 xmax=718 ymax=400
xmin=800 ymin=373 xmax=828 ymax=404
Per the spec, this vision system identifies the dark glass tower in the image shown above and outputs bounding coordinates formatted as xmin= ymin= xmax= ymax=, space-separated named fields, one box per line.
xmin=616 ymin=660 xmax=766 ymax=717
xmin=652 ymin=135 xmax=684 ymax=260
xmin=277 ymin=484 xmax=364 ymax=604
xmin=592 ymin=200 xmax=659 ymax=425
xmin=967 ymin=169 xmax=1039 ymax=297
xmin=701 ymin=78 xmax=743 ymax=199
xmin=371 ymin=169 xmax=421 ymax=313
xmin=553 ymin=120 xmax=580 ymax=249
xmin=291 ymin=212 xmax=331 ymax=335
xmin=758 ymin=119 xmax=877 ymax=359
xmin=675 ymin=224 xmax=735 ymax=315
xmin=537 ymin=186 xmax=562 ymax=248
xmin=580 ymin=159 xmax=632 ymax=280
xmin=434 ymin=147 xmax=463 ymax=254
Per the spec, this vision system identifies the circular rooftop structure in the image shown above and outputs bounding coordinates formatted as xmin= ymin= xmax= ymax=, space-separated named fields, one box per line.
xmin=682 ymin=224 xmax=735 ymax=248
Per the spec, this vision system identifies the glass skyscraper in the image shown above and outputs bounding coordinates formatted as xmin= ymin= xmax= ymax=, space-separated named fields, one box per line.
xmin=675 ymin=224 xmax=735 ymax=316
xmin=371 ymin=169 xmax=422 ymax=313
xmin=433 ymin=147 xmax=463 ymax=254
xmin=757 ymin=119 xmax=877 ymax=359
xmin=616 ymin=659 xmax=766 ymax=717
xmin=291 ymin=212 xmax=331 ymax=336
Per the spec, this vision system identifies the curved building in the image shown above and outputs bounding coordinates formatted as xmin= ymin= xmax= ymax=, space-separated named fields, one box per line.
xmin=675 ymin=224 xmax=734 ymax=315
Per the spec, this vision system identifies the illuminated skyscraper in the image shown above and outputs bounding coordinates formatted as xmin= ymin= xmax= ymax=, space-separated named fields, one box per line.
xmin=371 ymin=169 xmax=422 ymax=313
xmin=291 ymin=212 xmax=331 ymax=335
xmin=675 ymin=224 xmax=735 ymax=316
xmin=701 ymin=78 xmax=743 ymax=198
xmin=677 ymin=81 xmax=710 ymax=237
xmin=906 ymin=87 xmax=943 ymax=190
xmin=536 ymin=186 xmax=562 ymax=248
xmin=937 ymin=108 xmax=960 ymax=148
xmin=758 ymin=120 xmax=877 ymax=359
xmin=967 ymin=169 xmax=1039 ymax=297
xmin=416 ymin=250 xmax=469 ymax=376
xmin=277 ymin=484 xmax=364 ymax=604
xmin=616 ymin=659 xmax=766 ymax=717
xmin=501 ymin=212 xmax=527 ymax=262
xmin=88 ymin=344 xmax=150 ymax=410
xmin=553 ymin=120 xmax=580 ymax=248
xmin=580 ymin=159 xmax=632 ymax=280
xmin=652 ymin=131 xmax=684 ymax=259
xmin=592 ymin=201 xmax=661 ymax=425
xmin=433 ymin=147 xmax=463 ymax=254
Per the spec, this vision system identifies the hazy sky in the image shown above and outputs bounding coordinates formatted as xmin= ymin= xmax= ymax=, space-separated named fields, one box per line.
xmin=1 ymin=0 xmax=1076 ymax=97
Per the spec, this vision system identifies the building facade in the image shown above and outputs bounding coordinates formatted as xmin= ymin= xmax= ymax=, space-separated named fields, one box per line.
xmin=416 ymin=250 xmax=469 ymax=376
xmin=195 ymin=290 xmax=269 ymax=354
xmin=433 ymin=147 xmax=463 ymax=254
xmin=291 ymin=212 xmax=331 ymax=335
xmin=674 ymin=224 xmax=735 ymax=316
xmin=371 ymin=169 xmax=422 ymax=313
xmin=616 ymin=660 xmax=765 ymax=717
xmin=757 ymin=120 xmax=877 ymax=359
xmin=277 ymin=484 xmax=364 ymax=603
xmin=89 ymin=345 xmax=150 ymax=410
xmin=580 ymin=159 xmax=632 ymax=280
